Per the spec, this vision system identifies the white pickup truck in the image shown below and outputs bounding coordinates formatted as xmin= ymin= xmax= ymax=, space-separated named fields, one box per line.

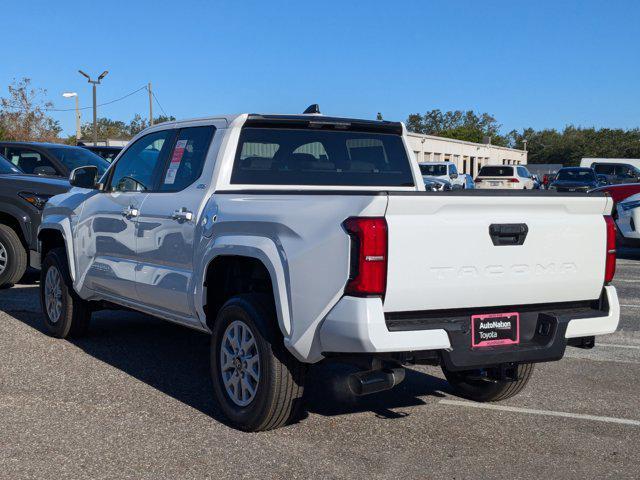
xmin=38 ymin=112 xmax=620 ymax=431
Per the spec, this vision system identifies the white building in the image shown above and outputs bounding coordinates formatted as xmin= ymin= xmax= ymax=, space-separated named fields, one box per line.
xmin=406 ymin=132 xmax=528 ymax=178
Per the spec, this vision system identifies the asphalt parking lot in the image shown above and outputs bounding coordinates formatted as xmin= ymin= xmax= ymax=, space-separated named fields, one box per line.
xmin=1 ymin=250 xmax=639 ymax=480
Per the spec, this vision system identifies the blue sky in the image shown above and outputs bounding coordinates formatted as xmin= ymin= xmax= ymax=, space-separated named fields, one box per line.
xmin=2 ymin=0 xmax=638 ymax=136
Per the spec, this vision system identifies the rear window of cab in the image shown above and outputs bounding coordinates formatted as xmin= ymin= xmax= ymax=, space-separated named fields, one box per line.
xmin=230 ymin=128 xmax=415 ymax=187
xmin=478 ymin=166 xmax=514 ymax=177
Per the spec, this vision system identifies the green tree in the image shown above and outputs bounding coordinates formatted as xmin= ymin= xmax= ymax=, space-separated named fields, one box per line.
xmin=0 ymin=78 xmax=61 ymax=142
xmin=405 ymin=109 xmax=508 ymax=146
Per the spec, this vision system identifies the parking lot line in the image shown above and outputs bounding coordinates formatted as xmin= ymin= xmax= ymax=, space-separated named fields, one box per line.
xmin=614 ymin=279 xmax=640 ymax=283
xmin=598 ymin=343 xmax=640 ymax=350
xmin=439 ymin=399 xmax=640 ymax=427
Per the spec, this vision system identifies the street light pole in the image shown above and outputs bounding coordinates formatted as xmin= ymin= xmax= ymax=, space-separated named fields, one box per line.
xmin=62 ymin=92 xmax=81 ymax=141
xmin=78 ymin=69 xmax=109 ymax=146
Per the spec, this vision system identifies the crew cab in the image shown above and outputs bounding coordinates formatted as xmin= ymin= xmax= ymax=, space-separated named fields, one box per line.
xmin=37 ymin=112 xmax=620 ymax=431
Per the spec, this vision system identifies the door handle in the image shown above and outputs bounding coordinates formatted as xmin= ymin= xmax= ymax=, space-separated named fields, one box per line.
xmin=121 ymin=206 xmax=139 ymax=219
xmin=171 ymin=207 xmax=193 ymax=222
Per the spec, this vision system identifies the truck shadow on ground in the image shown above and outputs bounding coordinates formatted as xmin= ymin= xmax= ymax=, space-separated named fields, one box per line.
xmin=3 ymin=288 xmax=450 ymax=427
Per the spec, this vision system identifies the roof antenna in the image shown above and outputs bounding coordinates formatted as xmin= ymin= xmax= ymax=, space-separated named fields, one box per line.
xmin=303 ymin=104 xmax=321 ymax=115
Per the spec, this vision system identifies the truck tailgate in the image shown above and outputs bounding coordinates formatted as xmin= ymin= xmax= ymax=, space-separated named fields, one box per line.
xmin=383 ymin=193 xmax=612 ymax=313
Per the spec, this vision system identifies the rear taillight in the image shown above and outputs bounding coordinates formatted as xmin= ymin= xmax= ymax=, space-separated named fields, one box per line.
xmin=604 ymin=215 xmax=616 ymax=283
xmin=475 ymin=178 xmax=482 ymax=183
xmin=508 ymin=178 xmax=520 ymax=183
xmin=343 ymin=217 xmax=387 ymax=297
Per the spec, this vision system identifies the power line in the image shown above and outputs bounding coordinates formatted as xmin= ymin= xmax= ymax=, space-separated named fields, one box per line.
xmin=44 ymin=85 xmax=148 ymax=112
xmin=149 ymin=88 xmax=168 ymax=117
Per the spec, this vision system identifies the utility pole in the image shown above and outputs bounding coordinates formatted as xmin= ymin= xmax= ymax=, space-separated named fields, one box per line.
xmin=148 ymin=82 xmax=154 ymax=126
xmin=78 ymin=69 xmax=109 ymax=146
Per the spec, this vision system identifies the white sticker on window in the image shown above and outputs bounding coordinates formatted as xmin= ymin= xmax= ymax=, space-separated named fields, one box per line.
xmin=164 ymin=139 xmax=188 ymax=184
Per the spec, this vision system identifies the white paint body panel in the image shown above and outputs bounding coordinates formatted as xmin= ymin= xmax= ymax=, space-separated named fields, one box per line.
xmin=383 ymin=194 xmax=612 ymax=313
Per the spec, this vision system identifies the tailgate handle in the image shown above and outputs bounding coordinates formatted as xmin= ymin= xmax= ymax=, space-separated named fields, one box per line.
xmin=489 ymin=223 xmax=528 ymax=246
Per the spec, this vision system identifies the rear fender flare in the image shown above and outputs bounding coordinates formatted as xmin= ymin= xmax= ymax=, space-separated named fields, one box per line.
xmin=195 ymin=235 xmax=292 ymax=337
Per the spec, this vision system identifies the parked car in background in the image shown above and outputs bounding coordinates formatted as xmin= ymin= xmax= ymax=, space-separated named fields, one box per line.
xmin=531 ymin=174 xmax=542 ymax=189
xmin=615 ymin=193 xmax=640 ymax=246
xmin=38 ymin=112 xmax=620 ymax=431
xmin=542 ymin=173 xmax=557 ymax=189
xmin=548 ymin=167 xmax=604 ymax=193
xmin=589 ymin=162 xmax=640 ymax=185
xmin=474 ymin=165 xmax=535 ymax=189
xmin=459 ymin=173 xmax=475 ymax=189
xmin=0 ymin=142 xmax=109 ymax=178
xmin=0 ymin=154 xmax=69 ymax=288
xmin=424 ymin=177 xmax=452 ymax=191
xmin=419 ymin=162 xmax=465 ymax=189
xmin=79 ymin=144 xmax=123 ymax=162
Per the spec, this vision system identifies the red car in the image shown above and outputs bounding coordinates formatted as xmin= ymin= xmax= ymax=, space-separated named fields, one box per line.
xmin=590 ymin=183 xmax=640 ymax=203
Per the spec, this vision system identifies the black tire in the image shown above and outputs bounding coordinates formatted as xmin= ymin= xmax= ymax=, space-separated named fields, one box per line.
xmin=0 ymin=224 xmax=27 ymax=288
xmin=39 ymin=247 xmax=91 ymax=338
xmin=210 ymin=294 xmax=305 ymax=432
xmin=443 ymin=363 xmax=535 ymax=402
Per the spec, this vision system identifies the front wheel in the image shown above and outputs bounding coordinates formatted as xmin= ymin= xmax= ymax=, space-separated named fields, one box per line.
xmin=210 ymin=294 xmax=305 ymax=431
xmin=443 ymin=363 xmax=535 ymax=402
xmin=40 ymin=248 xmax=91 ymax=338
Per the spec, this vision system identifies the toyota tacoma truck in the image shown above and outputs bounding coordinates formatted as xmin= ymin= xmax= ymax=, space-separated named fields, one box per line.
xmin=37 ymin=112 xmax=620 ymax=431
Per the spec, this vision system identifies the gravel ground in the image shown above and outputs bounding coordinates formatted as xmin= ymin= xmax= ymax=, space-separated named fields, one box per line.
xmin=1 ymin=249 xmax=639 ymax=479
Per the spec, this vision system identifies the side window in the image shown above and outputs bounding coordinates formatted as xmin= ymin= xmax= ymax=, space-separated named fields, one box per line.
xmin=614 ymin=164 xmax=635 ymax=177
xmin=109 ymin=130 xmax=174 ymax=192
xmin=450 ymin=164 xmax=458 ymax=175
xmin=517 ymin=167 xmax=529 ymax=178
xmin=5 ymin=147 xmax=59 ymax=176
xmin=160 ymin=126 xmax=215 ymax=192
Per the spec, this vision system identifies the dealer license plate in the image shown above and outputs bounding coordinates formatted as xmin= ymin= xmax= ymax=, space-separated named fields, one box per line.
xmin=471 ymin=312 xmax=520 ymax=348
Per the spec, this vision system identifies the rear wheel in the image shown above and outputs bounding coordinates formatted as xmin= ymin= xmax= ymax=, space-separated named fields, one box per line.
xmin=0 ymin=224 xmax=27 ymax=288
xmin=210 ymin=294 xmax=305 ymax=431
xmin=39 ymin=248 xmax=91 ymax=338
xmin=443 ymin=363 xmax=535 ymax=402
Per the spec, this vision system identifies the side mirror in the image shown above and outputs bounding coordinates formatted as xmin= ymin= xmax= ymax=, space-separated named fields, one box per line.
xmin=450 ymin=173 xmax=458 ymax=179
xmin=34 ymin=165 xmax=57 ymax=176
xmin=69 ymin=166 xmax=98 ymax=189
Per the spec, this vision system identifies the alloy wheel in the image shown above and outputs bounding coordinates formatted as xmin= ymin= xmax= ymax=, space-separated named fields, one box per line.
xmin=220 ymin=320 xmax=261 ymax=407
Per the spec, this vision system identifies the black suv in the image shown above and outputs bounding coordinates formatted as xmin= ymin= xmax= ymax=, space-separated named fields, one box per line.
xmin=0 ymin=154 xmax=70 ymax=288
xmin=0 ymin=141 xmax=109 ymax=178
xmin=548 ymin=167 xmax=604 ymax=193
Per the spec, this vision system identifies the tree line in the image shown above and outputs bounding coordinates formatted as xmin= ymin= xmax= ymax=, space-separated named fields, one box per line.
xmin=0 ymin=78 xmax=173 ymax=145
xmin=406 ymin=109 xmax=640 ymax=166
xmin=2 ymin=78 xmax=639 ymax=166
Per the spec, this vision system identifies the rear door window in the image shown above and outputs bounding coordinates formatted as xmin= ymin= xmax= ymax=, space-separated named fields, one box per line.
xmin=159 ymin=126 xmax=215 ymax=192
xmin=231 ymin=128 xmax=414 ymax=187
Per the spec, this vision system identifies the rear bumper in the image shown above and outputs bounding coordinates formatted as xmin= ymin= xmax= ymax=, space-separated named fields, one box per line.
xmin=319 ymin=286 xmax=619 ymax=368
